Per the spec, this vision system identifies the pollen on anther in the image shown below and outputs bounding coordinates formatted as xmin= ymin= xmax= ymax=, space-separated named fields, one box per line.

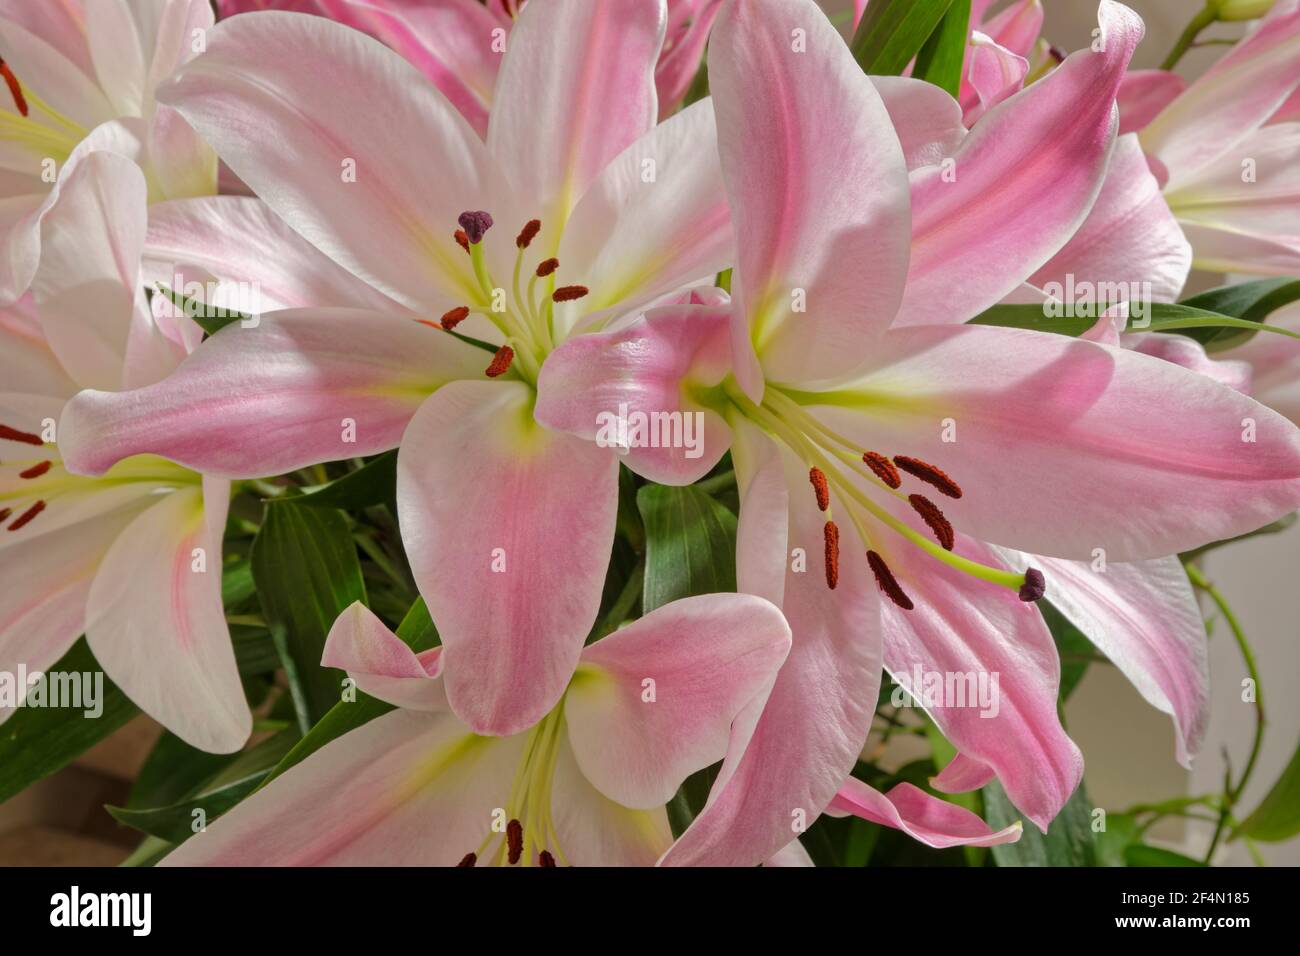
xmin=440 ymin=306 xmax=470 ymax=331
xmin=0 ymin=424 xmax=44 ymax=446
xmin=457 ymin=210 xmax=493 ymax=244
xmin=516 ymin=219 xmax=541 ymax=249
xmin=1018 ymin=567 xmax=1046 ymax=603
xmin=535 ymin=257 xmax=559 ymax=278
xmin=485 ymin=345 xmax=514 ymax=378
xmin=823 ymin=520 xmax=840 ymax=590
xmin=453 ymin=229 xmax=470 ymax=254
xmin=893 ymin=455 xmax=962 ymax=499
xmin=506 ymin=819 xmax=524 ymax=864
xmin=456 ymin=852 xmax=477 ymax=867
xmin=539 ymin=850 xmax=557 ymax=868
xmin=867 ymin=550 xmax=914 ymax=611
xmin=8 ymin=500 xmax=45 ymax=531
xmin=19 ymin=460 xmax=51 ymax=480
xmin=552 ymin=285 xmax=588 ymax=302
xmin=0 ymin=508 xmax=10 ymax=522
xmin=908 ymin=494 xmax=954 ymax=551
xmin=862 ymin=451 xmax=900 ymax=489
xmin=808 ymin=467 xmax=830 ymax=512
xmin=0 ymin=59 xmax=27 ymax=117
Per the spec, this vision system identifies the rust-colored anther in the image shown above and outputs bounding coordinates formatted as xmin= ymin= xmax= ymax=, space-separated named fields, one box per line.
xmin=866 ymin=550 xmax=914 ymax=610
xmin=823 ymin=520 xmax=840 ymax=590
xmin=454 ymin=229 xmax=470 ymax=254
xmin=808 ymin=467 xmax=830 ymax=512
xmin=539 ymin=850 xmax=557 ymax=867
xmin=7 ymin=500 xmax=45 ymax=531
xmin=535 ymin=257 xmax=559 ymax=278
xmin=0 ymin=59 xmax=27 ymax=117
xmin=893 ymin=455 xmax=962 ymax=499
xmin=908 ymin=493 xmax=954 ymax=551
xmin=1018 ymin=567 xmax=1046 ymax=603
xmin=0 ymin=424 xmax=44 ymax=446
xmin=506 ymin=819 xmax=524 ymax=864
xmin=516 ymin=219 xmax=541 ymax=249
xmin=552 ymin=285 xmax=588 ymax=302
xmin=862 ymin=451 xmax=900 ymax=489
xmin=440 ymin=306 xmax=470 ymax=331
xmin=19 ymin=460 xmax=51 ymax=480
xmin=485 ymin=345 xmax=514 ymax=378
xmin=0 ymin=508 xmax=10 ymax=522
xmin=456 ymin=852 xmax=477 ymax=867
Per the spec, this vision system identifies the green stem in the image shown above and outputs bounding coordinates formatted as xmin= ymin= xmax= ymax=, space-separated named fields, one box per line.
xmin=1160 ymin=3 xmax=1220 ymax=71
xmin=1186 ymin=562 xmax=1266 ymax=863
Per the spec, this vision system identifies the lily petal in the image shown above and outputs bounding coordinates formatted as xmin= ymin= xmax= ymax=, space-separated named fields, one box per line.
xmin=709 ymin=0 xmax=911 ymax=391
xmin=828 ymin=779 xmax=1023 ymax=847
xmin=874 ymin=523 xmax=1082 ymax=831
xmin=534 ymin=303 xmax=732 ymax=484
xmin=85 ymin=478 xmax=251 ymax=754
xmin=813 ymin=323 xmax=1300 ymax=561
xmin=1028 ymin=133 xmax=1191 ymax=304
xmin=158 ymin=10 xmax=503 ymax=309
xmin=566 ymin=592 xmax=791 ymax=810
xmin=486 ymin=0 xmax=666 ymax=232
xmin=142 ymin=196 xmax=409 ymax=314
xmin=397 ymin=379 xmax=618 ymax=736
xmin=996 ymin=548 xmax=1209 ymax=768
xmin=321 ymin=601 xmax=446 ymax=711
xmin=1140 ymin=1 xmax=1300 ymax=188
xmin=555 ymin=98 xmax=731 ymax=337
xmin=58 ymin=310 xmax=485 ymax=479
xmin=161 ymin=708 xmax=526 ymax=865
xmin=871 ymin=76 xmax=967 ymax=172
xmin=32 ymin=150 xmax=147 ymax=391
xmin=1117 ymin=69 xmax=1186 ymax=135
xmin=899 ymin=0 xmax=1143 ymax=326
xmin=662 ymin=419 xmax=883 ymax=867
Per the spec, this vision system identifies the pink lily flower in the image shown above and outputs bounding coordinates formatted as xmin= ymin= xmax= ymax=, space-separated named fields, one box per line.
xmin=56 ymin=0 xmax=733 ymax=738
xmin=536 ymin=0 xmax=1300 ymax=863
xmin=1218 ymin=302 xmax=1300 ymax=423
xmin=214 ymin=0 xmax=721 ymax=133
xmin=0 ymin=0 xmax=218 ymax=302
xmin=1097 ymin=0 xmax=1300 ymax=277
xmin=157 ymin=593 xmax=792 ymax=865
xmin=0 ymin=150 xmax=248 ymax=753
xmin=161 ymin=596 xmax=1020 ymax=865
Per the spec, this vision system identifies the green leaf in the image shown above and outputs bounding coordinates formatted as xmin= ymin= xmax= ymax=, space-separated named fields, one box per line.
xmin=984 ymin=780 xmax=1096 ymax=866
xmin=257 ymin=597 xmax=438 ymax=788
xmin=0 ymin=638 xmax=138 ymax=804
xmin=971 ymin=300 xmax=1300 ymax=346
xmin=1043 ymin=602 xmax=1096 ymax=701
xmin=296 ymin=451 xmax=398 ymax=511
xmin=155 ymin=284 xmax=254 ymax=336
xmin=1234 ymin=735 xmax=1300 ymax=842
xmin=250 ymin=499 xmax=367 ymax=732
xmin=1178 ymin=277 xmax=1300 ymax=350
xmin=1094 ymin=812 xmax=1141 ymax=867
xmin=127 ymin=732 xmax=233 ymax=811
xmin=1124 ymin=844 xmax=1207 ymax=867
xmin=850 ymin=0 xmax=956 ymax=76
xmin=912 ymin=0 xmax=969 ymax=96
xmin=636 ymin=483 xmax=737 ymax=612
xmin=108 ymin=729 xmax=299 ymax=845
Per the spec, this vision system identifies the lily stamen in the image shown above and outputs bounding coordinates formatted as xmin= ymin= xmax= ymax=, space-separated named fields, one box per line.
xmin=0 ymin=58 xmax=26 ymax=116
xmin=894 ymin=455 xmax=963 ymax=499
xmin=8 ymin=499 xmax=45 ymax=531
xmin=867 ymin=550 xmax=914 ymax=611
xmin=907 ymin=494 xmax=954 ymax=551
xmin=485 ymin=345 xmax=515 ymax=378
xmin=0 ymin=423 xmax=44 ymax=445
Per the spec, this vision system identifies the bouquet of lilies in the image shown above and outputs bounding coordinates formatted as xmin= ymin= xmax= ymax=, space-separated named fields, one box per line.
xmin=1 ymin=0 xmax=1298 ymax=870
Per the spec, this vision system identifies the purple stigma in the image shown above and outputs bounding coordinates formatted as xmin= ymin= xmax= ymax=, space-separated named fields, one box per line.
xmin=457 ymin=210 xmax=493 ymax=244
xmin=1018 ymin=567 xmax=1046 ymax=603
